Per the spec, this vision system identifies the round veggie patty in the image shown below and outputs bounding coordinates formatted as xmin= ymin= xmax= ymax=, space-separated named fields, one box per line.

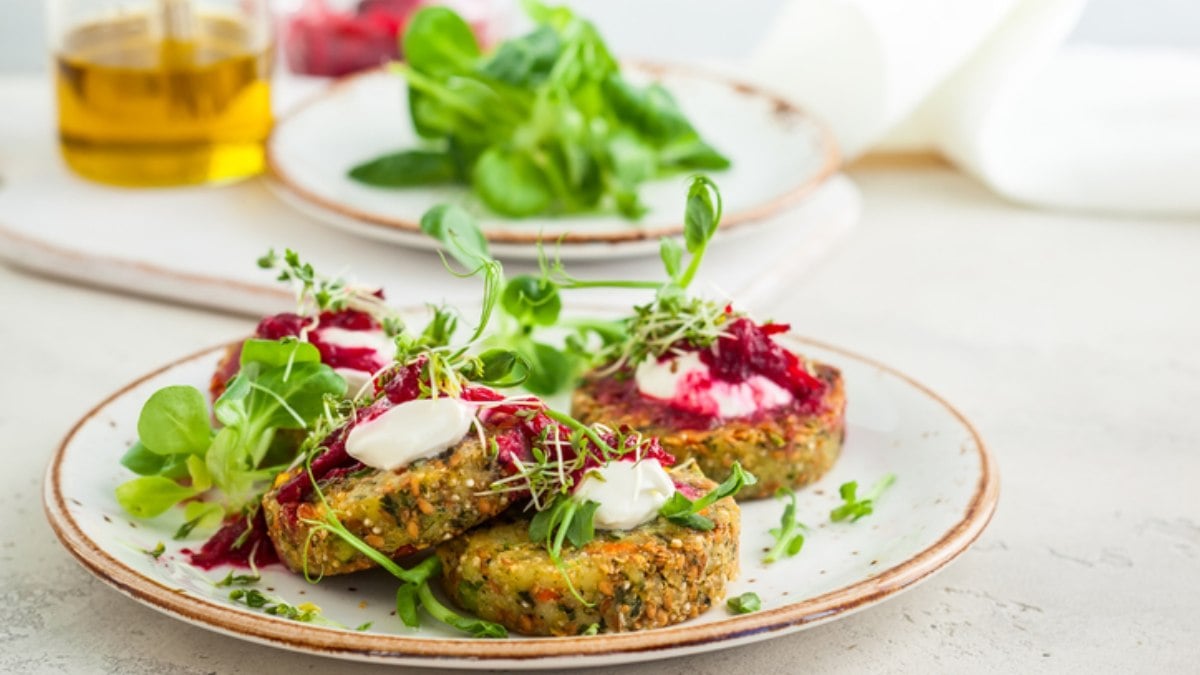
xmin=435 ymin=465 xmax=740 ymax=636
xmin=571 ymin=362 xmax=846 ymax=500
xmin=262 ymin=431 xmax=513 ymax=577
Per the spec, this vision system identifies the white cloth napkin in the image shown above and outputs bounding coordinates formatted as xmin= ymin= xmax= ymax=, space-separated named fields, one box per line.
xmin=750 ymin=0 xmax=1200 ymax=216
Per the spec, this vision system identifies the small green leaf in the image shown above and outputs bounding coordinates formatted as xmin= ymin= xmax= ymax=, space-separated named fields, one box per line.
xmin=419 ymin=203 xmax=492 ymax=270
xmin=119 ymin=442 xmax=189 ymax=478
xmin=472 ymin=147 xmax=553 ymax=217
xmin=726 ymin=592 xmax=761 ymax=614
xmin=500 ymin=275 xmax=562 ymax=326
xmin=464 ymin=348 xmax=529 ymax=388
xmin=402 ymin=6 xmax=481 ymax=78
xmin=348 ymin=150 xmax=459 ymax=187
xmin=830 ymin=474 xmax=896 ymax=523
xmin=660 ymin=462 xmax=755 ymax=530
xmin=239 ymin=339 xmax=321 ymax=370
xmin=249 ymin=363 xmax=349 ymax=432
xmin=566 ymin=500 xmax=599 ymax=548
xmin=518 ymin=341 xmax=574 ymax=396
xmin=213 ymin=374 xmax=251 ymax=428
xmin=683 ymin=175 xmax=722 ymax=255
xmin=396 ymin=583 xmax=421 ymax=628
xmin=659 ymin=238 xmax=684 ymax=280
xmin=764 ymin=488 xmax=807 ymax=563
xmin=137 ymin=386 xmax=211 ymax=456
xmin=418 ymin=306 xmax=458 ymax=347
xmin=478 ymin=24 xmax=561 ymax=86
xmin=186 ymin=454 xmax=213 ymax=492
xmin=115 ymin=476 xmax=197 ymax=519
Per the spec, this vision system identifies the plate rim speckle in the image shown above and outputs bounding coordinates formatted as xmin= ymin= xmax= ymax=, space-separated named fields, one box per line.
xmin=43 ymin=336 xmax=998 ymax=667
xmin=265 ymin=63 xmax=841 ymax=251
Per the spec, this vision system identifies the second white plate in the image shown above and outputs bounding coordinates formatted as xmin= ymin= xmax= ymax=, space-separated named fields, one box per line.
xmin=266 ymin=65 xmax=839 ymax=260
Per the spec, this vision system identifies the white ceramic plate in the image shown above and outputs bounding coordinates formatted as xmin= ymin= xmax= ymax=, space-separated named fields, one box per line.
xmin=44 ymin=335 xmax=996 ymax=669
xmin=266 ymin=65 xmax=839 ymax=260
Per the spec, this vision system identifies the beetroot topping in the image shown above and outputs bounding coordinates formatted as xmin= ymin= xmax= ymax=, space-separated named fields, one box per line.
xmin=699 ymin=317 xmax=825 ymax=398
xmin=575 ymin=430 xmax=674 ymax=478
xmin=258 ymin=308 xmax=393 ymax=375
xmin=273 ymin=359 xmax=426 ymax=505
xmin=624 ymin=315 xmax=827 ymax=426
xmin=212 ymin=306 xmax=393 ymax=401
xmin=187 ymin=509 xmax=279 ymax=570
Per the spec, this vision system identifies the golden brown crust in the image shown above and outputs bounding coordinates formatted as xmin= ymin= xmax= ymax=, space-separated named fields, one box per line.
xmin=571 ymin=363 xmax=846 ymax=500
xmin=261 ymin=434 xmax=513 ymax=577
xmin=435 ymin=465 xmax=740 ymax=636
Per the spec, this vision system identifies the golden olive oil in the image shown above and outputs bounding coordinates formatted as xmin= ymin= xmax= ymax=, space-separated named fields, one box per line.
xmin=56 ymin=12 xmax=272 ymax=186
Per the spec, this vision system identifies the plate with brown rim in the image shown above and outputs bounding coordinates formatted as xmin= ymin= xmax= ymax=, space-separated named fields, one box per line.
xmin=266 ymin=65 xmax=840 ymax=260
xmin=43 ymin=334 xmax=997 ymax=669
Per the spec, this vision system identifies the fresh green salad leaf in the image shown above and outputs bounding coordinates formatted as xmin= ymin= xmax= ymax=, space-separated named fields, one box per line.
xmin=115 ymin=476 xmax=199 ymax=519
xmin=402 ymin=6 xmax=481 ymax=78
xmin=349 ymin=2 xmax=729 ymax=220
xmin=347 ymin=150 xmax=459 ymax=187
xmin=115 ymin=338 xmax=346 ymax=525
xmin=830 ymin=474 xmax=897 ymax=523
xmin=136 ymin=386 xmax=211 ymax=457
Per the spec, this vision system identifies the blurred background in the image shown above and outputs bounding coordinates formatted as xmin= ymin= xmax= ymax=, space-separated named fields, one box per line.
xmin=3 ymin=0 xmax=1200 ymax=72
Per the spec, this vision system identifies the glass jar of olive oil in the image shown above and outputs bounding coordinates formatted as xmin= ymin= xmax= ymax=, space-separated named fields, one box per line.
xmin=49 ymin=0 xmax=273 ymax=187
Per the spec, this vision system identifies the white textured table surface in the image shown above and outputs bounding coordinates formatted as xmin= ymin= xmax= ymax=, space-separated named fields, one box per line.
xmin=2 ymin=167 xmax=1198 ymax=673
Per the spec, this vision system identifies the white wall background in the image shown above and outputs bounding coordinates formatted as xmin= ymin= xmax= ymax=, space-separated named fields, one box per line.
xmin=2 ymin=0 xmax=1197 ymax=73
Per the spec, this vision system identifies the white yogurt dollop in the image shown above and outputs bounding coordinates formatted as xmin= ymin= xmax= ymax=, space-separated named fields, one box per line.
xmin=573 ymin=459 xmax=676 ymax=530
xmin=345 ymin=398 xmax=475 ymax=471
xmin=634 ymin=351 xmax=792 ymax=419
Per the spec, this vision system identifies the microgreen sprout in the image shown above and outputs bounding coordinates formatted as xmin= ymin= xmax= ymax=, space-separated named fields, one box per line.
xmin=528 ymin=494 xmax=601 ymax=606
xmin=658 ymin=462 xmax=756 ymax=530
xmin=229 ymin=587 xmax=325 ymax=623
xmin=830 ymin=474 xmax=897 ymax=523
xmin=764 ymin=488 xmax=808 ymax=564
xmin=417 ymin=176 xmax=727 ymax=396
xmin=214 ymin=571 xmax=261 ymax=588
xmin=257 ymin=248 xmax=407 ymax=337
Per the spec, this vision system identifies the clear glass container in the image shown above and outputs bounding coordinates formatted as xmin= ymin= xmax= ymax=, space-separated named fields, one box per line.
xmin=48 ymin=0 xmax=274 ymax=187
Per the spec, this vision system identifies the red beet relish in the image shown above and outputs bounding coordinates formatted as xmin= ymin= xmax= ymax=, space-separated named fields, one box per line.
xmin=211 ymin=307 xmax=389 ymax=399
xmin=186 ymin=509 xmax=278 ymax=570
xmin=699 ymin=317 xmax=825 ymax=397
xmin=591 ymin=316 xmax=829 ymax=431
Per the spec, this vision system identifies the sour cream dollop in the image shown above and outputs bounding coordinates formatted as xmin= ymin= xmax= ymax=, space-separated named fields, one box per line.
xmin=634 ymin=351 xmax=793 ymax=419
xmin=573 ymin=459 xmax=676 ymax=530
xmin=345 ymin=398 xmax=475 ymax=471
